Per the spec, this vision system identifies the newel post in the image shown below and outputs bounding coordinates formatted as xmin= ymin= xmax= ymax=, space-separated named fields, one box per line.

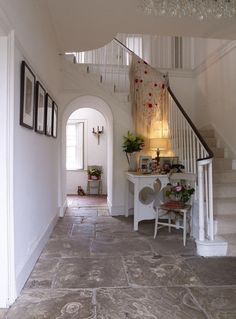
xmin=198 ymin=163 xmax=205 ymax=241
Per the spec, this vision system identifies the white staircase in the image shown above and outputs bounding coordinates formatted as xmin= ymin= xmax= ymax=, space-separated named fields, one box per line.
xmin=64 ymin=39 xmax=230 ymax=256
xmin=200 ymin=128 xmax=236 ymax=255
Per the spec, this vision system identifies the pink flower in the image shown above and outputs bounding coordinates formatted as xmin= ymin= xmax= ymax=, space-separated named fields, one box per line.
xmin=175 ymin=185 xmax=182 ymax=192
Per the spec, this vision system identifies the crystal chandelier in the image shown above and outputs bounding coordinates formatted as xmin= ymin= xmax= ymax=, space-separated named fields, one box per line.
xmin=139 ymin=0 xmax=236 ymax=20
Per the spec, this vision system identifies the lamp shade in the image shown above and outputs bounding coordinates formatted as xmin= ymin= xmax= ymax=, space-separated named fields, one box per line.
xmin=149 ymin=138 xmax=168 ymax=150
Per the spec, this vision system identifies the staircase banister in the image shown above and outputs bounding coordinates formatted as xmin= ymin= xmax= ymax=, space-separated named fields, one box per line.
xmin=168 ymin=87 xmax=214 ymax=161
xmin=113 ymin=38 xmax=134 ymax=55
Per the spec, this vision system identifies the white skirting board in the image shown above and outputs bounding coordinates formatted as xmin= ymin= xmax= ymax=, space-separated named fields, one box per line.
xmin=59 ymin=200 xmax=67 ymax=217
xmin=196 ymin=237 xmax=228 ymax=257
xmin=107 ymin=198 xmax=125 ymax=216
xmin=15 ymin=214 xmax=58 ymax=297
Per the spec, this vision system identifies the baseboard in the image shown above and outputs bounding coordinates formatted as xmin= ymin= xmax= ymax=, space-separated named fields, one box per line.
xmin=196 ymin=237 xmax=228 ymax=257
xmin=59 ymin=200 xmax=67 ymax=217
xmin=109 ymin=205 xmax=125 ymax=216
xmin=15 ymin=214 xmax=58 ymax=296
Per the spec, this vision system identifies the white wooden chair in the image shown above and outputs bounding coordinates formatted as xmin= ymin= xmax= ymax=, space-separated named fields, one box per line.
xmin=154 ymin=172 xmax=196 ymax=246
xmin=87 ymin=165 xmax=102 ymax=195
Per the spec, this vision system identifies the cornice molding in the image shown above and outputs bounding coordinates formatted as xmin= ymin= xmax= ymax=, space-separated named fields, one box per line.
xmin=194 ymin=40 xmax=236 ymax=76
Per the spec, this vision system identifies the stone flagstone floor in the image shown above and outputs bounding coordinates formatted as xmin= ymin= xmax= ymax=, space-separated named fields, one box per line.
xmin=2 ymin=204 xmax=236 ymax=318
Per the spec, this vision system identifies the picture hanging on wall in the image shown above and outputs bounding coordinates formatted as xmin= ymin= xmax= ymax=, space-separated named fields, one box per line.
xmin=45 ymin=93 xmax=53 ymax=136
xmin=35 ymin=81 xmax=46 ymax=134
xmin=52 ymin=102 xmax=58 ymax=138
xmin=20 ymin=61 xmax=36 ymax=129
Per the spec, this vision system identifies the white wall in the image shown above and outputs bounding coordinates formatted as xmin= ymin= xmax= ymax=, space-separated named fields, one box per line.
xmin=66 ymin=108 xmax=107 ymax=195
xmin=195 ymin=41 xmax=236 ymax=155
xmin=60 ymin=62 xmax=133 ymax=215
xmin=13 ymin=45 xmax=60 ymax=295
xmin=0 ymin=0 xmax=62 ymax=300
xmin=193 ymin=38 xmax=229 ymax=68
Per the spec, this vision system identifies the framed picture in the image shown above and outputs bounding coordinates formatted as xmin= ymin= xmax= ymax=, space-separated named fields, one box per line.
xmin=139 ymin=155 xmax=152 ymax=174
xmin=52 ymin=102 xmax=58 ymax=138
xmin=20 ymin=61 xmax=36 ymax=129
xmin=45 ymin=93 xmax=53 ymax=136
xmin=35 ymin=81 xmax=46 ymax=134
xmin=159 ymin=157 xmax=179 ymax=173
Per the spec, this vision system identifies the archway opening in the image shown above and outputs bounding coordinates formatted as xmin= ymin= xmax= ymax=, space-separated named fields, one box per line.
xmin=66 ymin=107 xmax=107 ymax=201
xmin=61 ymin=95 xmax=113 ymax=215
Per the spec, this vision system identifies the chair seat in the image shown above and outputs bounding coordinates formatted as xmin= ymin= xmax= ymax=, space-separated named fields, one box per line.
xmin=160 ymin=200 xmax=191 ymax=211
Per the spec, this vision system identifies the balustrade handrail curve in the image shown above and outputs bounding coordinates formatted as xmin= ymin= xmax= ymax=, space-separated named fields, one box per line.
xmin=167 ymin=87 xmax=214 ymax=162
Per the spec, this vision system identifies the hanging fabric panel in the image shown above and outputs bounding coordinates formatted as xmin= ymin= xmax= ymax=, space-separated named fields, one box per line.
xmin=129 ymin=53 xmax=169 ymax=141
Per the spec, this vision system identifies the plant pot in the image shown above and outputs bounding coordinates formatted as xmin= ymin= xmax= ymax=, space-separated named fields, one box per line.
xmin=90 ymin=175 xmax=100 ymax=180
xmin=128 ymin=152 xmax=137 ymax=172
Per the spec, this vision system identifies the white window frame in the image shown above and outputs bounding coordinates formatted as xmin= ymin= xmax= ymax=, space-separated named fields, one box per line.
xmin=66 ymin=121 xmax=85 ymax=171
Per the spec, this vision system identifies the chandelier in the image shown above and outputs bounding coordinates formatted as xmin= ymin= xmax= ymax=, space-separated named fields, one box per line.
xmin=139 ymin=0 xmax=236 ymax=20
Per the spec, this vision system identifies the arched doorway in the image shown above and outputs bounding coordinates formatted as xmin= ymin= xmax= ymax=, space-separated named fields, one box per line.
xmin=66 ymin=107 xmax=107 ymax=196
xmin=60 ymin=95 xmax=113 ymax=216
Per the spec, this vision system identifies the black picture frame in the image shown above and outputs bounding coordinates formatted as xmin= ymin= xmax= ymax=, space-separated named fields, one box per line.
xmin=52 ymin=102 xmax=58 ymax=138
xmin=20 ymin=61 xmax=36 ymax=129
xmin=35 ymin=81 xmax=46 ymax=134
xmin=45 ymin=93 xmax=53 ymax=136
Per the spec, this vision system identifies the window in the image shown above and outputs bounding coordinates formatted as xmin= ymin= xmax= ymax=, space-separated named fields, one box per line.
xmin=126 ymin=36 xmax=143 ymax=64
xmin=171 ymin=36 xmax=183 ymax=69
xmin=66 ymin=122 xmax=84 ymax=170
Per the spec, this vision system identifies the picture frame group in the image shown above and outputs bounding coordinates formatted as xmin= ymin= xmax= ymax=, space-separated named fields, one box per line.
xmin=20 ymin=61 xmax=58 ymax=138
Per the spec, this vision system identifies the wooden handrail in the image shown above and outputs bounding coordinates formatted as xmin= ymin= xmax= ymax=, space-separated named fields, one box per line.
xmin=167 ymin=87 xmax=214 ymax=161
xmin=113 ymin=36 xmax=214 ymax=162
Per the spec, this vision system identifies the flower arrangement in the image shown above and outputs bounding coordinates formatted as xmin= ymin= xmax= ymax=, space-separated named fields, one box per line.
xmin=165 ymin=183 xmax=195 ymax=203
xmin=88 ymin=168 xmax=102 ymax=179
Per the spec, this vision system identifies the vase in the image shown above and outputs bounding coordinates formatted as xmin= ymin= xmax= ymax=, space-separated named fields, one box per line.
xmin=128 ymin=152 xmax=137 ymax=172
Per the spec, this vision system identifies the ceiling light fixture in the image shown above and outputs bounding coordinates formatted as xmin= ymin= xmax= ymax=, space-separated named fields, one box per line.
xmin=138 ymin=0 xmax=236 ymax=20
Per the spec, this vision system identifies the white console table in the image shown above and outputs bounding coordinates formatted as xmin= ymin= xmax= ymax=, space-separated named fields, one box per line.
xmin=126 ymin=172 xmax=168 ymax=231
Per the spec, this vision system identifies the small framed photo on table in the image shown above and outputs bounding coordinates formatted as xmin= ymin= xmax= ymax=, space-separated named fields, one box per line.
xmin=20 ymin=61 xmax=36 ymax=129
xmin=45 ymin=93 xmax=53 ymax=136
xmin=35 ymin=81 xmax=46 ymax=134
xmin=139 ymin=156 xmax=152 ymax=174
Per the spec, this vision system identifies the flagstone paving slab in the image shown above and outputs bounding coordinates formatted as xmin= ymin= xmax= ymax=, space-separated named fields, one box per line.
xmin=96 ymin=287 xmax=207 ymax=319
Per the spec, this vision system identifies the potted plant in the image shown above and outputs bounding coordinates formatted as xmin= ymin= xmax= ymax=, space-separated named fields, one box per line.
xmin=88 ymin=167 xmax=102 ymax=180
xmin=122 ymin=131 xmax=145 ymax=171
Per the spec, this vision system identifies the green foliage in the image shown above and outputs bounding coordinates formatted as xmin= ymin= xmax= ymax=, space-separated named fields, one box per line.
xmin=88 ymin=168 xmax=102 ymax=177
xmin=166 ymin=183 xmax=195 ymax=203
xmin=122 ymin=131 xmax=145 ymax=153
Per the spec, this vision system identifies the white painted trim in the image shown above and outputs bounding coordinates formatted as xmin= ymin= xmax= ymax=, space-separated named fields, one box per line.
xmin=0 ymin=31 xmax=16 ymax=307
xmin=194 ymin=40 xmax=236 ymax=76
xmin=59 ymin=199 xmax=67 ymax=218
xmin=196 ymin=237 xmax=228 ymax=257
xmin=15 ymin=214 xmax=58 ymax=295
xmin=110 ymin=205 xmax=125 ymax=216
xmin=61 ymin=95 xmax=114 ymax=216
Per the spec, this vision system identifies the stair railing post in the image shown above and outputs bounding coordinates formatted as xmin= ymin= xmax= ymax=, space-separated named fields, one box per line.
xmin=198 ymin=162 xmax=205 ymax=241
xmin=208 ymin=160 xmax=214 ymax=240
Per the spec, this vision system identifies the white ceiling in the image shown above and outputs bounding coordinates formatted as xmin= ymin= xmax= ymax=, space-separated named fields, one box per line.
xmin=45 ymin=0 xmax=236 ymax=52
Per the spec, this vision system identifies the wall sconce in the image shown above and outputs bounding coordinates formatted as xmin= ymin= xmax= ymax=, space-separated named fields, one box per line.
xmin=92 ymin=126 xmax=104 ymax=144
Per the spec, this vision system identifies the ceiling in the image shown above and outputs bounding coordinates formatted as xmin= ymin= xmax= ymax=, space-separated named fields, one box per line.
xmin=45 ymin=0 xmax=236 ymax=52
